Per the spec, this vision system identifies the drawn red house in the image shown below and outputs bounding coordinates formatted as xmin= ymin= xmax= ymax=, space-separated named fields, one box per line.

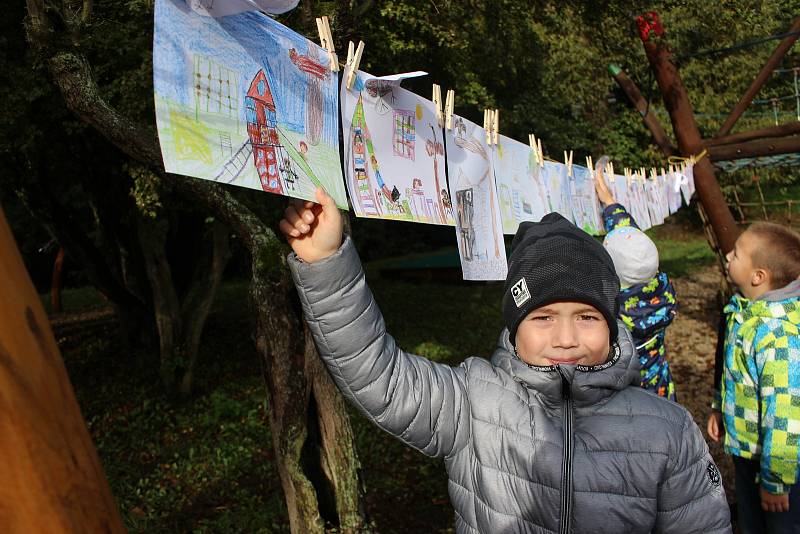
xmin=245 ymin=69 xmax=290 ymax=194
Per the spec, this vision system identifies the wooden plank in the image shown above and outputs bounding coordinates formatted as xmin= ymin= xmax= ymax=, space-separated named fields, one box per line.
xmin=0 ymin=206 xmax=125 ymax=533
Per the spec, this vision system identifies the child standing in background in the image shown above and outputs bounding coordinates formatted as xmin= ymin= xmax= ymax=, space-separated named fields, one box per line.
xmin=708 ymin=222 xmax=800 ymax=533
xmin=595 ymin=172 xmax=679 ymax=400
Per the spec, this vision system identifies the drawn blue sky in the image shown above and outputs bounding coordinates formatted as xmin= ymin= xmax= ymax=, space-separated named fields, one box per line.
xmin=154 ymin=0 xmax=338 ymax=146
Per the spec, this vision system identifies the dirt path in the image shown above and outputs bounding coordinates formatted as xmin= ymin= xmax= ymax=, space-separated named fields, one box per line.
xmin=667 ymin=264 xmax=735 ymax=506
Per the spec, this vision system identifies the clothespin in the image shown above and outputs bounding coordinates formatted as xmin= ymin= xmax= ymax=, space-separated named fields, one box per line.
xmin=315 ymin=16 xmax=339 ymax=72
xmin=650 ymin=167 xmax=658 ymax=180
xmin=661 ymin=167 xmax=667 ymax=177
xmin=529 ymin=134 xmax=544 ymax=167
xmin=606 ymin=161 xmax=615 ymax=179
xmin=345 ymin=40 xmax=365 ymax=90
xmin=483 ymin=109 xmax=498 ymax=145
xmin=492 ymin=109 xmax=499 ymax=145
xmin=639 ymin=167 xmax=647 ymax=181
xmin=564 ymin=150 xmax=573 ymax=177
xmin=432 ymin=84 xmax=443 ymax=127
xmin=444 ymin=89 xmax=455 ymax=130
xmin=586 ymin=156 xmax=594 ymax=178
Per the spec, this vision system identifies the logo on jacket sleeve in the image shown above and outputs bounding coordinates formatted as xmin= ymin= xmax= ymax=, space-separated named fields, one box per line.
xmin=511 ymin=278 xmax=531 ymax=307
xmin=707 ymin=461 xmax=721 ymax=487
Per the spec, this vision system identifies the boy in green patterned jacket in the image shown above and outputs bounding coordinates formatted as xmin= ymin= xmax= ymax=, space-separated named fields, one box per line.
xmin=707 ymin=222 xmax=800 ymax=533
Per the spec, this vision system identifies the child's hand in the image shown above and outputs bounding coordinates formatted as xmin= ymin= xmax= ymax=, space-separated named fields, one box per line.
xmin=760 ymin=487 xmax=790 ymax=513
xmin=706 ymin=411 xmax=723 ymax=442
xmin=279 ymin=187 xmax=343 ymax=263
xmin=594 ymin=166 xmax=616 ymax=207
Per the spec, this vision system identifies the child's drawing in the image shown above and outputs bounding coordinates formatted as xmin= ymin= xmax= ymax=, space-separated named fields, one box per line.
xmin=630 ymin=176 xmax=653 ymax=230
xmin=541 ymin=161 xmax=574 ymax=222
xmin=611 ymin=173 xmax=631 ymax=213
xmin=445 ymin=115 xmax=508 ymax=281
xmin=667 ymin=171 xmax=682 ymax=214
xmin=568 ymin=165 xmax=603 ymax=235
xmin=644 ymin=179 xmax=665 ymax=226
xmin=492 ymin=135 xmax=549 ymax=234
xmin=679 ymin=163 xmax=696 ymax=205
xmin=153 ymin=0 xmax=348 ymax=207
xmin=341 ymin=70 xmax=454 ymax=225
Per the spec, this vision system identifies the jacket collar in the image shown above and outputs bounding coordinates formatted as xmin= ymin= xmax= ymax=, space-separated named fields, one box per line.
xmin=490 ymin=322 xmax=641 ymax=409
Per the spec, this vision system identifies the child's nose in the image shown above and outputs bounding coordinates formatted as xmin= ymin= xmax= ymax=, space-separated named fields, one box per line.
xmin=552 ymin=320 xmax=579 ymax=349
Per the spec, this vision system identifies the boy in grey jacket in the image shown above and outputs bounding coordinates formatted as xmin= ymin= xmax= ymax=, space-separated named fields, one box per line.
xmin=280 ymin=188 xmax=731 ymax=533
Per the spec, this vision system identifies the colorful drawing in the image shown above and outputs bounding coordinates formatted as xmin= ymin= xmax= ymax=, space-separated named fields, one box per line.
xmin=492 ymin=135 xmax=549 ymax=234
xmin=153 ymin=0 xmax=348 ymax=207
xmin=568 ymin=165 xmax=604 ymax=235
xmin=541 ymin=161 xmax=574 ymax=222
xmin=445 ymin=115 xmax=508 ymax=281
xmin=667 ymin=171 xmax=682 ymax=214
xmin=630 ymin=176 xmax=653 ymax=230
xmin=341 ymin=70 xmax=454 ymax=225
xmin=610 ymin=173 xmax=630 ymax=213
xmin=644 ymin=179 xmax=664 ymax=226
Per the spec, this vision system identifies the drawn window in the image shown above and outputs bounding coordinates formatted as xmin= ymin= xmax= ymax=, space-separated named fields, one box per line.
xmin=392 ymin=110 xmax=415 ymax=160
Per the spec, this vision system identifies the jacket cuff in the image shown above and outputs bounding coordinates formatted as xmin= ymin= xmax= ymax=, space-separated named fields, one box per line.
xmin=287 ymin=235 xmax=360 ymax=302
xmin=761 ymin=479 xmax=788 ymax=495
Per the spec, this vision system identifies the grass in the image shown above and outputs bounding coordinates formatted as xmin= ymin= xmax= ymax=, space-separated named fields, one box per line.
xmin=52 ymin=225 xmax=714 ymax=532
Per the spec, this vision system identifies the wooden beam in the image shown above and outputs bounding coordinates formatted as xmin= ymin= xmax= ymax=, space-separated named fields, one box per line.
xmin=609 ymin=64 xmax=677 ymax=156
xmin=708 ymin=134 xmax=800 ymax=161
xmin=640 ymin=21 xmax=740 ymax=253
xmin=705 ymin=121 xmax=800 ymax=147
xmin=715 ymin=18 xmax=800 ymax=138
xmin=0 ymin=206 xmax=125 ymax=532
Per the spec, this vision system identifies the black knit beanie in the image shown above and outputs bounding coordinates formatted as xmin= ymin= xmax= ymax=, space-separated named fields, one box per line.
xmin=502 ymin=213 xmax=620 ymax=346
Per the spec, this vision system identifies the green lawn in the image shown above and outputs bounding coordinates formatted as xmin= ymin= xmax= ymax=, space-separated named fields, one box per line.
xmin=53 ymin=227 xmax=715 ymax=532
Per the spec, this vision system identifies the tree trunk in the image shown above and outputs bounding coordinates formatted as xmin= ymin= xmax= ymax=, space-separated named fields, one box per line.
xmin=178 ymin=219 xmax=231 ymax=396
xmin=51 ymin=246 xmax=65 ymax=313
xmin=137 ymin=215 xmax=183 ymax=390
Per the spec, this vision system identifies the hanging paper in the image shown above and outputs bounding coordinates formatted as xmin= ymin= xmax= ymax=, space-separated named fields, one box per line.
xmin=445 ymin=115 xmax=508 ymax=281
xmin=493 ymin=134 xmax=549 ymax=234
xmin=153 ymin=0 xmax=348 ymax=207
xmin=341 ymin=69 xmax=455 ymax=225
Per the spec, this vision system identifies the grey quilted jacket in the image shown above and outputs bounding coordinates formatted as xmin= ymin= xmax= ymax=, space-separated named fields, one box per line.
xmin=289 ymin=237 xmax=731 ymax=533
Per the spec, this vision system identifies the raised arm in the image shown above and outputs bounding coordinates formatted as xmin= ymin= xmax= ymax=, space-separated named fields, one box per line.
xmin=280 ymin=188 xmax=472 ymax=458
xmin=594 ymin=166 xmax=641 ymax=232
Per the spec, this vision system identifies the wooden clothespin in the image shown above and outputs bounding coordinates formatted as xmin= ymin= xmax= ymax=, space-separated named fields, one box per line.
xmin=315 ymin=16 xmax=339 ymax=72
xmin=529 ymin=134 xmax=544 ymax=167
xmin=492 ymin=109 xmax=499 ymax=145
xmin=444 ymin=89 xmax=455 ymax=130
xmin=345 ymin=40 xmax=365 ymax=90
xmin=639 ymin=167 xmax=647 ymax=181
xmin=564 ymin=150 xmax=573 ymax=177
xmin=661 ymin=167 xmax=667 ymax=177
xmin=650 ymin=167 xmax=658 ymax=180
xmin=432 ymin=84 xmax=443 ymax=127
xmin=586 ymin=156 xmax=594 ymax=178
xmin=483 ymin=109 xmax=499 ymax=145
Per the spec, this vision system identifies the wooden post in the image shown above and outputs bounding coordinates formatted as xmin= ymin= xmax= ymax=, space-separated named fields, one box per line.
xmin=639 ymin=19 xmax=741 ymax=253
xmin=708 ymin=134 xmax=800 ymax=161
xmin=705 ymin=121 xmax=800 ymax=147
xmin=0 ymin=206 xmax=125 ymax=533
xmin=715 ymin=17 xmax=800 ymax=138
xmin=609 ymin=64 xmax=677 ymax=156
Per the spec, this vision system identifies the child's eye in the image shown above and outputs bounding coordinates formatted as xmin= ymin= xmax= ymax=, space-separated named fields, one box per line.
xmin=530 ymin=315 xmax=551 ymax=321
xmin=578 ymin=314 xmax=600 ymax=321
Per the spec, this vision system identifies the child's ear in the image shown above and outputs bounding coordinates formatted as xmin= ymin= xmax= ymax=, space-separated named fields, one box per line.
xmin=751 ymin=268 xmax=770 ymax=288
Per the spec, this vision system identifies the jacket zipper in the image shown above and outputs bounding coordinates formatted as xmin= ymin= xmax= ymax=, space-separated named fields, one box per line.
xmin=558 ymin=368 xmax=574 ymax=534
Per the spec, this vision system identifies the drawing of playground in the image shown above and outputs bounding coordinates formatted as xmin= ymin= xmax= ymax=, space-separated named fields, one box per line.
xmin=341 ymin=70 xmax=455 ymax=225
xmin=153 ymin=0 xmax=348 ymax=208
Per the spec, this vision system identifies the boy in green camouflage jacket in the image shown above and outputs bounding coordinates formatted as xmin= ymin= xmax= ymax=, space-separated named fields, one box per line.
xmin=708 ymin=222 xmax=800 ymax=533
